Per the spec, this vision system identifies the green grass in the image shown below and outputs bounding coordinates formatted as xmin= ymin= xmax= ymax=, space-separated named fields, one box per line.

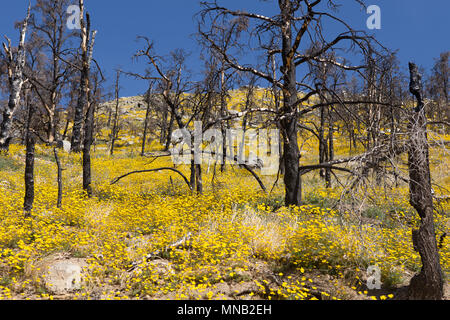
xmin=0 ymin=156 xmax=21 ymax=172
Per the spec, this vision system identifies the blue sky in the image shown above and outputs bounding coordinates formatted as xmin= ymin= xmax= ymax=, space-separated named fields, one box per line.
xmin=0 ymin=0 xmax=449 ymax=97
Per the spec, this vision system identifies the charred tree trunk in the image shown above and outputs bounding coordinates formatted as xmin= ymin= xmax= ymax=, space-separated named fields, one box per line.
xmin=159 ymin=105 xmax=168 ymax=145
xmin=280 ymin=0 xmax=302 ymax=206
xmin=71 ymin=2 xmax=93 ymax=153
xmin=318 ymin=104 xmax=328 ymax=180
xmin=141 ymin=102 xmax=151 ymax=156
xmin=83 ymin=101 xmax=95 ymax=197
xmin=71 ymin=62 xmax=88 ymax=152
xmin=54 ymin=147 xmax=63 ymax=208
xmin=24 ymin=134 xmax=35 ymax=218
xmin=74 ymin=1 xmax=97 ymax=196
xmin=189 ymin=158 xmax=196 ymax=191
xmin=23 ymin=100 xmax=35 ymax=218
xmin=110 ymin=70 xmax=120 ymax=156
xmin=82 ymin=31 xmax=97 ymax=197
xmin=0 ymin=6 xmax=30 ymax=152
xmin=406 ymin=62 xmax=443 ymax=300
xmin=271 ymin=55 xmax=284 ymax=176
xmin=195 ymin=164 xmax=203 ymax=194
xmin=220 ymin=66 xmax=228 ymax=172
xmin=325 ymin=108 xmax=334 ymax=188
xmin=164 ymin=112 xmax=174 ymax=151
xmin=141 ymin=85 xmax=153 ymax=156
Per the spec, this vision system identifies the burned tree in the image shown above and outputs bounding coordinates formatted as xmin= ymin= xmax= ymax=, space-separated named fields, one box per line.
xmin=427 ymin=52 xmax=449 ymax=123
xmin=53 ymin=147 xmax=63 ymax=208
xmin=71 ymin=0 xmax=97 ymax=154
xmin=118 ymin=37 xmax=268 ymax=194
xmin=199 ymin=0 xmax=386 ymax=205
xmin=63 ymin=0 xmax=99 ymax=196
xmin=26 ymin=0 xmax=75 ymax=144
xmin=0 ymin=5 xmax=30 ymax=152
xmin=129 ymin=39 xmax=205 ymax=192
xmin=406 ymin=62 xmax=443 ymax=300
xmin=23 ymin=85 xmax=35 ymax=218
xmin=110 ymin=70 xmax=121 ymax=156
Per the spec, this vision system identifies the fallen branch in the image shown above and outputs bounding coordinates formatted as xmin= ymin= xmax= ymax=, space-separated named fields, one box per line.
xmin=111 ymin=167 xmax=192 ymax=191
xmin=240 ymin=161 xmax=267 ymax=192
xmin=299 ymin=164 xmax=355 ymax=176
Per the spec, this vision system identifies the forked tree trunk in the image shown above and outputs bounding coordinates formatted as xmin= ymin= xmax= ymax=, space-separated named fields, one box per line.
xmin=75 ymin=2 xmax=97 ymax=196
xmin=406 ymin=62 xmax=443 ymax=300
xmin=71 ymin=1 xmax=94 ymax=153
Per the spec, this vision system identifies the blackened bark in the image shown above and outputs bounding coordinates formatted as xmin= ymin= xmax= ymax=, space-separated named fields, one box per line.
xmin=142 ymin=85 xmax=153 ymax=156
xmin=159 ymin=105 xmax=168 ymax=145
xmin=71 ymin=61 xmax=89 ymax=153
xmin=406 ymin=62 xmax=443 ymax=300
xmin=79 ymin=6 xmax=97 ymax=196
xmin=195 ymin=164 xmax=203 ymax=194
xmin=189 ymin=150 xmax=196 ymax=191
xmin=24 ymin=134 xmax=35 ymax=218
xmin=164 ymin=112 xmax=174 ymax=151
xmin=141 ymin=102 xmax=150 ymax=156
xmin=110 ymin=70 xmax=120 ymax=156
xmin=71 ymin=3 xmax=94 ymax=153
xmin=53 ymin=148 xmax=63 ymax=208
xmin=280 ymin=0 xmax=301 ymax=206
xmin=326 ymin=109 xmax=334 ymax=188
xmin=319 ymin=104 xmax=328 ymax=180
xmin=220 ymin=66 xmax=227 ymax=172
xmin=83 ymin=102 xmax=94 ymax=197
xmin=271 ymin=55 xmax=284 ymax=176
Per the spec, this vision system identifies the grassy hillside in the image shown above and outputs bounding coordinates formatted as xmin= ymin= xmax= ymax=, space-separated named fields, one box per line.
xmin=0 ymin=90 xmax=448 ymax=300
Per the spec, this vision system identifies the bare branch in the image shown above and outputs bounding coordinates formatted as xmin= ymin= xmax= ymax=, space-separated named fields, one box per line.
xmin=111 ymin=167 xmax=193 ymax=191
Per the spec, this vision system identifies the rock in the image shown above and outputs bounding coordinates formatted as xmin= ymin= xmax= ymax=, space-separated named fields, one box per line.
xmin=44 ymin=259 xmax=87 ymax=294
